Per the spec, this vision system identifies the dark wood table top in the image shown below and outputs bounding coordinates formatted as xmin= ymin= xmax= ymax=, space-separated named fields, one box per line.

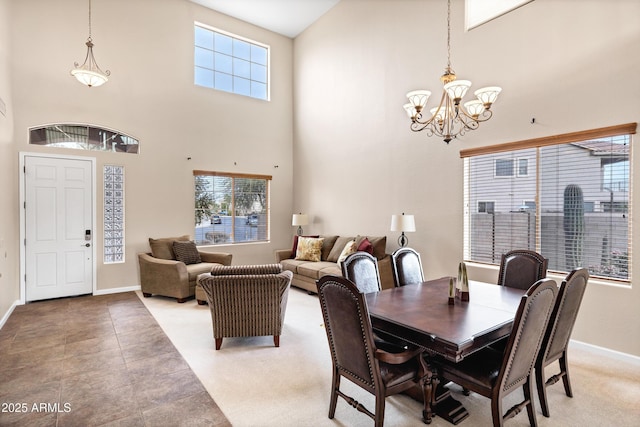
xmin=366 ymin=277 xmax=525 ymax=362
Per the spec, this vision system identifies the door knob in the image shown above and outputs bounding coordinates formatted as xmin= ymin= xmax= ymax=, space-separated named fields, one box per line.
xmin=84 ymin=243 xmax=91 ymax=247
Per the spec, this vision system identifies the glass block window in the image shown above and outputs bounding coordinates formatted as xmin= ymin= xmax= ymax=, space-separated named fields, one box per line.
xmin=104 ymin=165 xmax=125 ymax=263
xmin=194 ymin=23 xmax=270 ymax=100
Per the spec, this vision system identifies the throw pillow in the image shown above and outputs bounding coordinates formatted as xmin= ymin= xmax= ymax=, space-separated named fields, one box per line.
xmin=357 ymin=237 xmax=374 ymax=255
xmin=173 ymin=240 xmax=202 ymax=265
xmin=291 ymin=235 xmax=320 ymax=259
xmin=295 ymin=237 xmax=324 ymax=262
xmin=149 ymin=235 xmax=190 ymax=260
xmin=337 ymin=240 xmax=357 ymax=268
xmin=356 ymin=235 xmax=387 ymax=260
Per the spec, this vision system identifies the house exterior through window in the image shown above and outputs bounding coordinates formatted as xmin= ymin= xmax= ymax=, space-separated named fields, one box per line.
xmin=463 ymin=124 xmax=635 ymax=282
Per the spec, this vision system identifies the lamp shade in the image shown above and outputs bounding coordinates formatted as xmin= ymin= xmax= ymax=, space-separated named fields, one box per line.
xmin=390 ymin=214 xmax=416 ymax=232
xmin=292 ymin=214 xmax=308 ymax=226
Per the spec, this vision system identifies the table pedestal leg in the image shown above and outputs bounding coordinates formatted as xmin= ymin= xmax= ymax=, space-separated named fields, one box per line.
xmin=432 ymin=381 xmax=469 ymax=425
xmin=404 ymin=381 xmax=469 ymax=425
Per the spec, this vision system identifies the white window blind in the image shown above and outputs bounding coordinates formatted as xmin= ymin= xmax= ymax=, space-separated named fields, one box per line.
xmin=193 ymin=171 xmax=271 ymax=246
xmin=463 ymin=124 xmax=635 ymax=282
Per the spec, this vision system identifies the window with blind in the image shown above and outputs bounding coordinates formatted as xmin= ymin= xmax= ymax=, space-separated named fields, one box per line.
xmin=463 ymin=123 xmax=636 ymax=282
xmin=193 ymin=171 xmax=271 ymax=245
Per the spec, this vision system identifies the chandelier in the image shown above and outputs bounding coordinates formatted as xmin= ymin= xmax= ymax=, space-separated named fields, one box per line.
xmin=71 ymin=0 xmax=110 ymax=87
xmin=403 ymin=0 xmax=501 ymax=143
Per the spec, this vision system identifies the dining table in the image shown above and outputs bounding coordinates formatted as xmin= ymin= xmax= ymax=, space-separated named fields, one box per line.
xmin=365 ymin=276 xmax=526 ymax=425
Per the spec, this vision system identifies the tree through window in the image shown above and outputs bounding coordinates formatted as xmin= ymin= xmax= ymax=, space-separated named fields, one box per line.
xmin=193 ymin=171 xmax=271 ymax=245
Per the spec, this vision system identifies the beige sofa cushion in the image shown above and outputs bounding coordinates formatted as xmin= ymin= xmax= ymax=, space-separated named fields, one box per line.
xmin=280 ymin=258 xmax=308 ymax=275
xmin=327 ymin=236 xmax=355 ymax=262
xmin=297 ymin=261 xmax=341 ymax=280
xmin=149 ymin=235 xmax=190 ymax=260
xmin=320 ymin=235 xmax=339 ymax=260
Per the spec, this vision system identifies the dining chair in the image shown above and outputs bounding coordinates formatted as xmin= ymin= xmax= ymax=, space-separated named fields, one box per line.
xmin=341 ymin=250 xmax=410 ymax=351
xmin=433 ymin=278 xmax=558 ymax=427
xmin=391 ymin=247 xmax=424 ymax=287
xmin=497 ymin=249 xmax=548 ymax=290
xmin=535 ymin=268 xmax=589 ymax=417
xmin=316 ymin=275 xmax=431 ymax=427
xmin=341 ymin=251 xmax=382 ymax=293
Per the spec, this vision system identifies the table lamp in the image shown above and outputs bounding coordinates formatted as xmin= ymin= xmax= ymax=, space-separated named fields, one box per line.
xmin=390 ymin=213 xmax=416 ymax=247
xmin=292 ymin=213 xmax=308 ymax=236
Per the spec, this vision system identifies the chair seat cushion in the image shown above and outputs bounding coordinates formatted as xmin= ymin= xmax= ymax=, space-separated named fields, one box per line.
xmin=437 ymin=347 xmax=503 ymax=390
xmin=379 ymin=359 xmax=419 ymax=388
xmin=186 ymin=262 xmax=217 ymax=282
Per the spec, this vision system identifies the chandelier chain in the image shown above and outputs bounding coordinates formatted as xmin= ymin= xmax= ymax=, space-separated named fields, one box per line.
xmin=446 ymin=0 xmax=451 ymax=70
xmin=88 ymin=0 xmax=92 ymax=41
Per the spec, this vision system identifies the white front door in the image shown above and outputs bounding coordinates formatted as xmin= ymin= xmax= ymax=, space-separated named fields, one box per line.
xmin=24 ymin=155 xmax=94 ymax=302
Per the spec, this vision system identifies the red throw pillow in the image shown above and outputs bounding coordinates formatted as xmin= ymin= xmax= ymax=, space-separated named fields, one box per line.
xmin=291 ymin=235 xmax=320 ymax=258
xmin=357 ymin=237 xmax=374 ymax=254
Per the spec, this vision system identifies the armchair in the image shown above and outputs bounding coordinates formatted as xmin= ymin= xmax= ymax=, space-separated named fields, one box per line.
xmin=138 ymin=236 xmax=232 ymax=303
xmin=197 ymin=264 xmax=293 ymax=350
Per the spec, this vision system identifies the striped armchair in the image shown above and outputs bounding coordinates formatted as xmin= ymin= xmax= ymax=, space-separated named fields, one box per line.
xmin=197 ymin=264 xmax=293 ymax=350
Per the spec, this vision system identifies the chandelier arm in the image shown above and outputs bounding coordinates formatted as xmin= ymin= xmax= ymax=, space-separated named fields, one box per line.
xmin=410 ymin=91 xmax=448 ymax=128
xmin=458 ymin=107 xmax=494 ymax=123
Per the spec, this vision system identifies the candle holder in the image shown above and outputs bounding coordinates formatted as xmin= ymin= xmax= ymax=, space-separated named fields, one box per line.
xmin=448 ymin=277 xmax=455 ymax=305
xmin=456 ymin=262 xmax=470 ymax=302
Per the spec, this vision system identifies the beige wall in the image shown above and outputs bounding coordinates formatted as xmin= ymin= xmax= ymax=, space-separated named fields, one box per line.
xmin=0 ymin=0 xmax=19 ymax=322
xmin=3 ymin=0 xmax=640 ymax=358
xmin=293 ymin=0 xmax=640 ymax=356
xmin=7 ymin=0 xmax=293 ymax=299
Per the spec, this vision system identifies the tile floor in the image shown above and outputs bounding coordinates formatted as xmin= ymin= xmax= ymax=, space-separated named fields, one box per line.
xmin=0 ymin=292 xmax=231 ymax=427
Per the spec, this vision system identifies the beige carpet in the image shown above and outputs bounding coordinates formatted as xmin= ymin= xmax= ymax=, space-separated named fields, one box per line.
xmin=140 ymin=287 xmax=640 ymax=427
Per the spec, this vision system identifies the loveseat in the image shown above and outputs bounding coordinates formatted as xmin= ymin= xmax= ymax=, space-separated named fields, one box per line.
xmin=138 ymin=235 xmax=232 ymax=303
xmin=275 ymin=235 xmax=394 ymax=293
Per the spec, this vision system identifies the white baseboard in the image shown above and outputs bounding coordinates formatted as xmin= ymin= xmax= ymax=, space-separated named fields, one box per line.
xmin=570 ymin=339 xmax=640 ymax=366
xmin=0 ymin=300 xmax=20 ymax=329
xmin=93 ymin=285 xmax=141 ymax=296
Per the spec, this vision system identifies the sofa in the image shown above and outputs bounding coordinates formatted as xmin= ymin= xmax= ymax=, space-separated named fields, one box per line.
xmin=138 ymin=235 xmax=232 ymax=303
xmin=275 ymin=235 xmax=394 ymax=293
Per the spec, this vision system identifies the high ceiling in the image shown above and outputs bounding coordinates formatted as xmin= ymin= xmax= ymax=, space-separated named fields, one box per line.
xmin=190 ymin=0 xmax=341 ymax=38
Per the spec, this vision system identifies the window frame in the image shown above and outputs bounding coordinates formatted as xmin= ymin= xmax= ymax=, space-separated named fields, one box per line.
xmin=516 ymin=158 xmax=529 ymax=177
xmin=478 ymin=201 xmax=495 ymax=214
xmin=461 ymin=123 xmax=637 ymax=284
xmin=194 ymin=22 xmax=270 ymax=101
xmin=193 ymin=170 xmax=271 ymax=246
xmin=494 ymin=158 xmax=515 ymax=177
